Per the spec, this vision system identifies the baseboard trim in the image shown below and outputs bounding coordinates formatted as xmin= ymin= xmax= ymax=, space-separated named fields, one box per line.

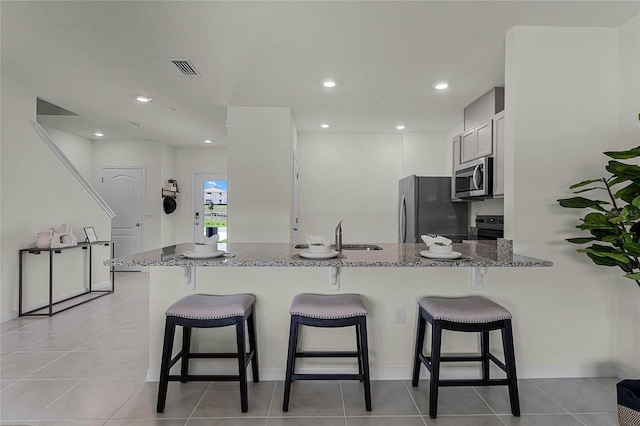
xmin=617 ymin=365 xmax=640 ymax=380
xmin=146 ymin=363 xmax=621 ymax=383
xmin=1 ymin=311 xmax=18 ymax=324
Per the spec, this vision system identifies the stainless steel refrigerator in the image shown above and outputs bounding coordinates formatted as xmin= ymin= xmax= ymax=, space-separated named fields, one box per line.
xmin=398 ymin=175 xmax=469 ymax=243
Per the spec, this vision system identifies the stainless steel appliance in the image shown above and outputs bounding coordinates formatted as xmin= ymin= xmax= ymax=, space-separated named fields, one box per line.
xmin=454 ymin=156 xmax=493 ymax=199
xmin=475 ymin=215 xmax=504 ymax=240
xmin=398 ymin=175 xmax=469 ymax=243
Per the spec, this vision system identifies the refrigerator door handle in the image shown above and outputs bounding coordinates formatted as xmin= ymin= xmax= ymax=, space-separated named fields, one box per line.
xmin=400 ymin=194 xmax=407 ymax=243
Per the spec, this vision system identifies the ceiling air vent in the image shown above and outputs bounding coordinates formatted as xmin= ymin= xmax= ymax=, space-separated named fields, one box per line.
xmin=167 ymin=59 xmax=201 ymax=77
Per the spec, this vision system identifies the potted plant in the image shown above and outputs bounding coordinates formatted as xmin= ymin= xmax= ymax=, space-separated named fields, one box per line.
xmin=557 ymin=146 xmax=640 ymax=426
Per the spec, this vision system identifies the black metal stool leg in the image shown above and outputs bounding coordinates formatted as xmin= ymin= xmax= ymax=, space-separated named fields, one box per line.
xmin=429 ymin=321 xmax=443 ymax=419
xmin=502 ymin=320 xmax=520 ymax=416
xmin=282 ymin=316 xmax=299 ymax=412
xmin=235 ymin=318 xmax=248 ymax=413
xmin=181 ymin=326 xmax=192 ymax=382
xmin=412 ymin=309 xmax=427 ymax=387
xmin=355 ymin=324 xmax=363 ymax=381
xmin=247 ymin=309 xmax=260 ymax=383
xmin=358 ymin=317 xmax=372 ymax=411
xmin=157 ymin=318 xmax=176 ymax=413
xmin=480 ymin=330 xmax=490 ymax=381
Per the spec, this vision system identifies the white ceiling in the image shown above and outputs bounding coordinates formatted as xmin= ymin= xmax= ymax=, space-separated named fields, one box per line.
xmin=2 ymin=1 xmax=637 ymax=148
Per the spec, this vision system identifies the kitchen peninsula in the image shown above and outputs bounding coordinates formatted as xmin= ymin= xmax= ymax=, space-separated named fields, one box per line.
xmin=107 ymin=241 xmax=552 ymax=382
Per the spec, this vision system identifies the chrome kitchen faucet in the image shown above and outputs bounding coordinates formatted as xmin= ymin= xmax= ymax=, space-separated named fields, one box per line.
xmin=335 ymin=219 xmax=344 ymax=254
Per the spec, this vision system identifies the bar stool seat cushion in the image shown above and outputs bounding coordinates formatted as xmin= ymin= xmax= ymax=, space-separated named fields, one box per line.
xmin=418 ymin=296 xmax=512 ymax=324
xmin=165 ymin=294 xmax=255 ymax=320
xmin=290 ymin=294 xmax=367 ymax=319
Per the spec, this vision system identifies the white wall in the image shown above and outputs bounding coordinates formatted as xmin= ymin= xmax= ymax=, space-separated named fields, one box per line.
xmin=40 ymin=125 xmax=94 ymax=180
xmin=297 ymin=133 xmax=402 ymax=243
xmin=175 ymin=147 xmax=227 ymax=243
xmin=227 ymin=107 xmax=294 ymax=243
xmin=401 ymin=132 xmax=449 ymax=177
xmin=0 ymin=75 xmax=111 ymax=321
xmin=616 ymin=15 xmax=640 ymax=377
xmin=503 ymin=25 xmax=623 ymax=374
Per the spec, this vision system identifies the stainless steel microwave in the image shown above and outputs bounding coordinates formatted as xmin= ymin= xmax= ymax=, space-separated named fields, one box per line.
xmin=454 ymin=156 xmax=493 ymax=199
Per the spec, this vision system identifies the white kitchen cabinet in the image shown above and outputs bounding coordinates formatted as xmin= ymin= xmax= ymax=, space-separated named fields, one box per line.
xmin=460 ymin=119 xmax=493 ymax=163
xmin=492 ymin=110 xmax=505 ymax=197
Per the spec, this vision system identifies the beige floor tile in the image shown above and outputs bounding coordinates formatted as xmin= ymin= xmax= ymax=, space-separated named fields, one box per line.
xmin=0 ymin=379 xmax=82 ymax=421
xmin=22 ymin=332 xmax=97 ymax=352
xmin=272 ymin=381 xmax=344 ymax=417
xmin=0 ymin=352 xmax=65 ymax=380
xmin=73 ymin=331 xmax=147 ymax=352
xmin=191 ymin=381 xmax=275 ymax=418
xmin=33 ymin=378 xmax=145 ymax=421
xmin=112 ymin=381 xmax=208 ymax=419
xmin=26 ymin=351 xmax=116 ymax=380
xmin=267 ymin=419 xmax=346 ymax=426
xmin=342 ymin=380 xmax=418 ymax=416
xmin=0 ymin=331 xmax=54 ymax=353
xmin=498 ymin=414 xmax=585 ymax=426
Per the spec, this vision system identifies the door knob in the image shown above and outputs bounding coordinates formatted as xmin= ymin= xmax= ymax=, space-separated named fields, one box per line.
xmin=135 ymin=223 xmax=141 ymax=227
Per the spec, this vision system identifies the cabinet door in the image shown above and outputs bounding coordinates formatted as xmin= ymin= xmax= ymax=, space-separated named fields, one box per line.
xmin=451 ymin=135 xmax=462 ymax=201
xmin=460 ymin=128 xmax=477 ymax=163
xmin=492 ymin=111 xmax=505 ymax=197
xmin=476 ymin=120 xmax=493 ymax=158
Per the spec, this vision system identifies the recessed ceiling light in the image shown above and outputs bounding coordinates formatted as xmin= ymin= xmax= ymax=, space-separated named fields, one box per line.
xmin=136 ymin=96 xmax=152 ymax=103
xmin=433 ymin=82 xmax=449 ymax=90
xmin=396 ymin=125 xmax=405 ymax=130
xmin=321 ymin=123 xmax=330 ymax=129
xmin=204 ymin=139 xmax=212 ymax=144
xmin=94 ymin=132 xmax=104 ymax=137
xmin=322 ymin=80 xmax=336 ymax=88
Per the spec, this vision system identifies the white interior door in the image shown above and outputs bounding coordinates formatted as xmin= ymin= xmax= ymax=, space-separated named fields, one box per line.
xmin=194 ymin=173 xmax=227 ymax=244
xmin=101 ymin=167 xmax=144 ymax=271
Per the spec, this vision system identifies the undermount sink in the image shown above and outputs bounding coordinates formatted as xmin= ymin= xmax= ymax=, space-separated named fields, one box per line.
xmin=295 ymin=244 xmax=383 ymax=251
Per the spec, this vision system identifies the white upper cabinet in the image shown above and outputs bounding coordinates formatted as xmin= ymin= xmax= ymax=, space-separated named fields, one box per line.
xmin=460 ymin=119 xmax=493 ymax=163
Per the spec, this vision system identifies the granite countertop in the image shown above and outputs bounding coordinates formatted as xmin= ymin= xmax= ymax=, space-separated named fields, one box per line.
xmin=105 ymin=241 xmax=552 ymax=268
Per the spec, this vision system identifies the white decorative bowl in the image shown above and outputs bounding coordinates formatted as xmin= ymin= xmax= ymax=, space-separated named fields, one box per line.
xmin=193 ymin=244 xmax=216 ymax=253
xmin=428 ymin=244 xmax=453 ymax=254
xmin=308 ymin=244 xmax=332 ymax=254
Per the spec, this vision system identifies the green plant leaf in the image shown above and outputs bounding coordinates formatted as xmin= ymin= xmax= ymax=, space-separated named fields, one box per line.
xmin=572 ymin=186 xmax=606 ymax=194
xmin=615 ymin=183 xmax=640 ymax=204
xmin=577 ymin=213 xmax=614 ymax=230
xmin=624 ymin=272 xmax=640 ymax=280
xmin=578 ymin=246 xmax=630 ymax=263
xmin=569 ymin=179 xmax=603 ymax=190
xmin=566 ymin=237 xmax=596 ymax=244
xmin=623 ymin=241 xmax=640 ymax=256
xmin=557 ymin=197 xmax=608 ymax=211
xmin=604 ymin=146 xmax=640 ymax=159
xmin=606 ymin=160 xmax=640 ymax=180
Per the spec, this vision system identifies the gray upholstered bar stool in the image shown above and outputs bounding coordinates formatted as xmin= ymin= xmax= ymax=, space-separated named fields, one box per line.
xmin=156 ymin=294 xmax=259 ymax=413
xmin=412 ymin=296 xmax=520 ymax=419
xmin=283 ymin=293 xmax=371 ymax=412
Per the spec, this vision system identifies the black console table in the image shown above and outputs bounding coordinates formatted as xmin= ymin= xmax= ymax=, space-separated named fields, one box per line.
xmin=19 ymin=241 xmax=115 ymax=317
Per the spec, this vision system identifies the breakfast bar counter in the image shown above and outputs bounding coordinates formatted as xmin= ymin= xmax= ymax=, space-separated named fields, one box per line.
xmin=106 ymin=241 xmax=552 ymax=268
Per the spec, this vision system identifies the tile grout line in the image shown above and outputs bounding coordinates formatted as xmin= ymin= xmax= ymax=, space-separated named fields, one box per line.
xmin=339 ymin=380 xmax=348 ymax=426
xmin=401 ymin=379 xmax=429 ymax=426
xmin=265 ymin=379 xmax=277 ymax=424
xmin=185 ymin=381 xmax=213 ymax=424
xmin=24 ymin=376 xmax=89 ymax=424
xmin=471 ymin=385 xmax=509 ymax=426
xmin=525 ymin=378 xmax=589 ymax=426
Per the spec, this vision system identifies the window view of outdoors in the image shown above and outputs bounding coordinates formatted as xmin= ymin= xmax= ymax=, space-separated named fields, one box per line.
xmin=204 ymin=180 xmax=227 ymax=242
